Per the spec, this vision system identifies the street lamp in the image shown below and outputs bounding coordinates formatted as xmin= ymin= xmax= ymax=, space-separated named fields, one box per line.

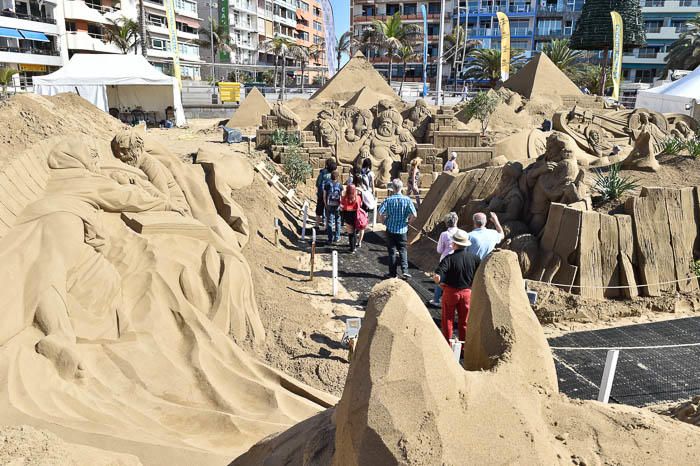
xmin=207 ymin=1 xmax=216 ymax=79
xmin=435 ymin=0 xmax=445 ymax=105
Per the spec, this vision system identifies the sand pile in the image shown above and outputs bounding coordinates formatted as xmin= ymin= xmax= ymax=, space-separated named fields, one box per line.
xmin=0 ymin=93 xmax=123 ymax=166
xmin=234 ymin=251 xmax=700 ymax=464
xmin=311 ymin=51 xmax=399 ymax=103
xmin=226 ymin=87 xmax=271 ymax=129
xmin=0 ymin=425 xmax=141 ymax=465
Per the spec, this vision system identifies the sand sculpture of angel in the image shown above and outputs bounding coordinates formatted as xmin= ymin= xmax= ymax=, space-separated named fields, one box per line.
xmin=0 ymin=139 xmax=178 ymax=379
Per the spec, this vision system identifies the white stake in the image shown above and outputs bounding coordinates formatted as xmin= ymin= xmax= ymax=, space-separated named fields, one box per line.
xmin=301 ymin=201 xmax=309 ymax=240
xmin=597 ymin=349 xmax=620 ymax=403
xmin=332 ymin=250 xmax=338 ymax=297
xmin=372 ymin=208 xmax=378 ymax=230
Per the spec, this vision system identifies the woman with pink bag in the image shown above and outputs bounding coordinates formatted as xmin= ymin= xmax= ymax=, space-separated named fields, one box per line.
xmin=340 ymin=183 xmax=366 ymax=254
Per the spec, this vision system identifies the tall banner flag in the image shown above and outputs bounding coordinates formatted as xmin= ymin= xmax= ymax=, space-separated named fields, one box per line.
xmin=610 ymin=11 xmax=623 ymax=101
xmin=320 ymin=0 xmax=337 ymax=76
xmin=218 ymin=0 xmax=230 ymax=62
xmin=496 ymin=12 xmax=510 ymax=81
xmin=420 ymin=4 xmax=428 ymax=96
xmin=164 ymin=0 xmax=182 ymax=87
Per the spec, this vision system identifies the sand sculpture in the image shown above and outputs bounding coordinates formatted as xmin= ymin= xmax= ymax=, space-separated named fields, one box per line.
xmin=504 ymin=52 xmax=583 ymax=101
xmin=235 ymin=251 xmax=700 ymax=464
xmin=553 ymin=107 xmax=690 ymax=171
xmin=0 ymin=124 xmax=336 ymax=463
xmin=226 ymin=87 xmax=272 ymax=129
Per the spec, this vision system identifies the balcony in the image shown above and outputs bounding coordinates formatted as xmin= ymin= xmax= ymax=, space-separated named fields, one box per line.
xmin=64 ymin=1 xmax=120 ymax=25
xmin=0 ymin=9 xmax=56 ymax=25
xmin=536 ymin=29 xmax=564 ymax=37
xmin=0 ymin=44 xmax=59 ymax=55
xmin=642 ymin=0 xmax=700 ymax=10
xmin=622 ymin=50 xmax=668 ymax=63
xmin=66 ymin=30 xmax=121 ymax=53
xmin=143 ymin=0 xmax=200 ymax=19
xmin=0 ymin=43 xmax=62 ymax=66
xmin=646 ymin=25 xmax=682 ymax=39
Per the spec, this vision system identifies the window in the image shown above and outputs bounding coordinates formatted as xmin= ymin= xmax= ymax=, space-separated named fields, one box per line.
xmin=148 ymin=14 xmax=166 ymax=27
xmin=537 ymin=19 xmax=562 ymax=35
xmin=299 ymin=1 xmax=309 ymax=11
xmin=151 ymin=38 xmax=167 ymax=50
xmin=313 ymin=20 xmax=322 ymax=31
xmin=387 ymin=4 xmax=400 ymax=15
xmin=87 ymin=23 xmax=102 ymax=39
xmin=313 ymin=6 xmax=321 ymax=16
xmin=636 ymin=69 xmax=658 ymax=83
xmin=671 ymin=19 xmax=688 ymax=33
xmin=564 ymin=20 xmax=573 ymax=35
xmin=644 ymin=20 xmax=662 ymax=33
xmin=65 ymin=20 xmax=76 ymax=32
xmin=428 ymin=2 xmax=441 ymax=14
xmin=404 ymin=3 xmax=417 ymax=15
xmin=313 ymin=34 xmax=323 ymax=44
xmin=427 ymin=24 xmax=440 ymax=35
xmin=175 ymin=0 xmax=197 ymax=14
xmin=362 ymin=5 xmax=374 ymax=16
xmin=298 ymin=30 xmax=309 ymax=40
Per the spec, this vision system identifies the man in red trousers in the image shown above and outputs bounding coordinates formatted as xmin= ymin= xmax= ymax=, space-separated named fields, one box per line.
xmin=433 ymin=229 xmax=481 ymax=344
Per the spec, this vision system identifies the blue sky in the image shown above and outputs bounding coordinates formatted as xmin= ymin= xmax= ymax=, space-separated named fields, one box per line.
xmin=332 ymin=0 xmax=350 ymax=39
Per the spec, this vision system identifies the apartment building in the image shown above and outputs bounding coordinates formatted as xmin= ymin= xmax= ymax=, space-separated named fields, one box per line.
xmin=622 ymin=0 xmax=700 ymax=83
xmin=350 ymin=0 xmax=454 ymax=85
xmin=142 ymin=0 xmax=203 ymax=79
xmin=0 ymin=0 xmax=67 ymax=84
xmin=295 ymin=0 xmax=325 ymax=84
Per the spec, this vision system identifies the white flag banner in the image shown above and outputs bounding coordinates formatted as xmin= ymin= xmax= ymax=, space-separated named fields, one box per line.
xmin=320 ymin=0 xmax=337 ymax=76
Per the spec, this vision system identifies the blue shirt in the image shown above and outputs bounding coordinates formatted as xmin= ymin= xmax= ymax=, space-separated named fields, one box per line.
xmin=379 ymin=193 xmax=417 ymax=234
xmin=468 ymin=227 xmax=504 ymax=260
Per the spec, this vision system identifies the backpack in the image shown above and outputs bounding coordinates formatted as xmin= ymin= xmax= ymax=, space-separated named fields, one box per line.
xmin=355 ymin=207 xmax=369 ymax=230
xmin=316 ymin=170 xmax=331 ymax=197
xmin=326 ymin=181 xmax=342 ymax=207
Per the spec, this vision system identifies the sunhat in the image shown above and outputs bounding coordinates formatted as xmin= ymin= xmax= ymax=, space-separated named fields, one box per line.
xmin=451 ymin=229 xmax=471 ymax=247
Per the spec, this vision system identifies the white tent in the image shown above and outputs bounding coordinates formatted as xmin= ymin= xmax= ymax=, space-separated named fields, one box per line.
xmin=635 ymin=67 xmax=700 ymax=116
xmin=34 ymin=54 xmax=186 ymax=127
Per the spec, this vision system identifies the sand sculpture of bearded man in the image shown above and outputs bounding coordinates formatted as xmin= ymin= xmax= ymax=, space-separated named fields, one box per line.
xmin=359 ymin=114 xmax=417 ymax=187
xmin=404 ymin=98 xmax=432 ymax=141
xmin=110 ymin=129 xmax=190 ymax=214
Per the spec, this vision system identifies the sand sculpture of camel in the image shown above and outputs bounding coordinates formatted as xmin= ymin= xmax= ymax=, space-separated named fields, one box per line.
xmin=234 ymin=251 xmax=700 ymax=465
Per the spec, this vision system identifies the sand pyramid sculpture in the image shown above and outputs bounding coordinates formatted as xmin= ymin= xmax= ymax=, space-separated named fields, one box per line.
xmin=311 ymin=51 xmax=399 ymax=103
xmin=226 ymin=87 xmax=272 ymax=128
xmin=504 ymin=52 xmax=582 ymax=99
xmin=342 ymin=86 xmax=382 ymax=110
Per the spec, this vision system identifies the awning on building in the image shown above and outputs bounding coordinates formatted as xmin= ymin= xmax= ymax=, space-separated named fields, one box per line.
xmin=0 ymin=27 xmax=22 ymax=39
xmin=19 ymin=30 xmax=50 ymax=42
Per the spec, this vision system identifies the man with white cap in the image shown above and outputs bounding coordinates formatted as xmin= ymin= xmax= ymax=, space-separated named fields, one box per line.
xmin=433 ymin=229 xmax=481 ymax=344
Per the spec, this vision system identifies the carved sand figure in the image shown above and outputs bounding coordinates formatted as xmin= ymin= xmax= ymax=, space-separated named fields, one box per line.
xmin=522 ymin=133 xmax=587 ymax=233
xmin=486 ymin=161 xmax=525 ymax=223
xmin=404 ymin=98 xmax=432 ymax=141
xmin=359 ymin=115 xmax=417 ymax=187
xmin=110 ymin=128 xmax=190 ymax=214
xmin=623 ymin=112 xmax=667 ymax=172
xmin=341 ymin=105 xmax=374 ymax=142
xmin=0 ymin=139 xmax=175 ymax=378
xmin=670 ymin=120 xmax=694 ymax=141
xmin=272 ymin=101 xmax=301 ymax=129
xmin=317 ymin=108 xmax=341 ymax=156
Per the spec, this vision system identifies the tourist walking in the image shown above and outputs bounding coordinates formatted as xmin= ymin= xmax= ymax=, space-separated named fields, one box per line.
xmin=468 ymin=212 xmax=505 ymax=260
xmin=433 ymin=229 xmax=481 ymax=344
xmin=358 ymin=158 xmax=377 ymax=239
xmin=378 ymin=179 xmax=417 ymax=279
xmin=428 ymin=212 xmax=459 ymax=308
xmin=443 ymin=152 xmax=459 ymax=174
xmin=340 ymin=183 xmax=363 ymax=253
xmin=315 ymin=158 xmax=337 ymax=229
xmin=323 ymin=170 xmax=342 ymax=243
xmin=407 ymin=157 xmax=422 ymax=206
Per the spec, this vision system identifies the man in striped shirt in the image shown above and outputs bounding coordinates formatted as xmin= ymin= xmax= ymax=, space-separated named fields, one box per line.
xmin=379 ymin=179 xmax=417 ymax=279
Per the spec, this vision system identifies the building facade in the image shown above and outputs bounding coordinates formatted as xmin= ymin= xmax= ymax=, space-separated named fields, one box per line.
xmin=622 ymin=0 xmax=700 ymax=83
xmin=295 ymin=0 xmax=325 ymax=84
xmin=0 ymin=0 xmax=67 ymax=84
xmin=1 ymin=0 xmax=203 ymax=85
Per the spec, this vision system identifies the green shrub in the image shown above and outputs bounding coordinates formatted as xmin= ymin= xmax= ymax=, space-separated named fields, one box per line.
xmin=691 ymin=259 xmax=700 ymax=277
xmin=661 ymin=137 xmax=685 ymax=155
xmin=281 ymin=146 xmax=312 ymax=188
xmin=593 ymin=163 xmax=639 ymax=202
xmin=685 ymin=138 xmax=700 ymax=158
xmin=463 ymin=91 xmax=501 ymax=135
xmin=271 ymin=128 xmax=301 ymax=146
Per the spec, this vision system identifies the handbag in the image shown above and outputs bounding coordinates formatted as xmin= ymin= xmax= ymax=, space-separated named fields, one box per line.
xmin=361 ymin=190 xmax=377 ymax=210
xmin=355 ymin=207 xmax=369 ymax=230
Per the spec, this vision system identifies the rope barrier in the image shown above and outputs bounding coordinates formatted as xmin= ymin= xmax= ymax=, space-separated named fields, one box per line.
xmin=550 ymin=342 xmax=700 ymax=351
xmin=527 ymin=276 xmax=698 ymax=290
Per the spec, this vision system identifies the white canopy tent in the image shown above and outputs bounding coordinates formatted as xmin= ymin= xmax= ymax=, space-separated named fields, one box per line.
xmin=34 ymin=54 xmax=186 ymax=127
xmin=635 ymin=67 xmax=700 ymax=117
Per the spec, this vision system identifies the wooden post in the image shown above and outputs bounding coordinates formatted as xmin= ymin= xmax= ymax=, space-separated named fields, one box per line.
xmin=597 ymin=349 xmax=620 ymax=403
xmin=301 ymin=201 xmax=309 ymax=241
xmin=274 ymin=217 xmax=280 ymax=247
xmin=310 ymin=228 xmax=316 ymax=280
xmin=332 ymin=250 xmax=339 ymax=297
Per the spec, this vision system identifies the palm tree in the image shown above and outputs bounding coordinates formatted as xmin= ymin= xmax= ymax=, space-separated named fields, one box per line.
xmin=464 ymin=48 xmax=524 ymax=87
xmin=104 ymin=16 xmax=139 ymax=54
xmin=366 ymin=13 xmax=421 ymax=86
xmin=308 ymin=41 xmax=325 ymax=85
xmin=395 ymin=45 xmax=418 ymax=95
xmin=260 ymin=36 xmax=296 ymax=100
xmin=0 ymin=67 xmax=19 ymax=96
xmin=137 ymin=0 xmax=147 ymax=57
xmin=337 ymin=30 xmax=353 ymax=70
xmin=289 ymin=45 xmax=309 ymax=93
xmin=542 ymin=39 xmax=584 ymax=76
xmin=665 ymin=16 xmax=700 ymax=72
xmin=573 ymin=63 xmax=611 ymax=94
